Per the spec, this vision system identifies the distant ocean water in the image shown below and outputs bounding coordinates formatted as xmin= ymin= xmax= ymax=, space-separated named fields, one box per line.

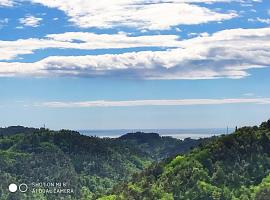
xmin=78 ymin=128 xmax=234 ymax=140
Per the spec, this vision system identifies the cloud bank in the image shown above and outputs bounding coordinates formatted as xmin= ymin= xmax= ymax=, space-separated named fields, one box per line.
xmin=0 ymin=0 xmax=13 ymax=7
xmin=0 ymin=33 xmax=181 ymax=61
xmin=31 ymin=0 xmax=238 ymax=29
xmin=0 ymin=0 xmax=267 ymax=80
xmin=40 ymin=98 xmax=270 ymax=108
xmin=0 ymin=28 xmax=269 ymax=79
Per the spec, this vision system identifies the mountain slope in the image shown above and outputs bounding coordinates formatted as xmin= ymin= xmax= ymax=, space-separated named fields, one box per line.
xmin=103 ymin=120 xmax=270 ymax=200
xmin=0 ymin=128 xmax=202 ymax=200
xmin=118 ymin=132 xmax=206 ymax=161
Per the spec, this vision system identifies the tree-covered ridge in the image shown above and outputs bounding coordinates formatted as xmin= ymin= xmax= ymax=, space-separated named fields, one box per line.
xmin=0 ymin=126 xmax=38 ymax=136
xmin=119 ymin=132 xmax=205 ymax=161
xmin=103 ymin=120 xmax=270 ymax=200
xmin=0 ymin=128 xmax=201 ymax=200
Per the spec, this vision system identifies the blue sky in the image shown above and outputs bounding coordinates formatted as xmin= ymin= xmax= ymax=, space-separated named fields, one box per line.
xmin=0 ymin=0 xmax=269 ymax=129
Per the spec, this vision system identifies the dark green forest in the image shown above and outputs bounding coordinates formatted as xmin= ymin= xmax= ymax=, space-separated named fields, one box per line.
xmin=0 ymin=127 xmax=203 ymax=200
xmin=1 ymin=120 xmax=270 ymax=200
xmin=102 ymin=120 xmax=270 ymax=200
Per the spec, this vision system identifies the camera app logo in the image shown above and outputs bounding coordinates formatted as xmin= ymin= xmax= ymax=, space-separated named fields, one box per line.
xmin=8 ymin=183 xmax=28 ymax=193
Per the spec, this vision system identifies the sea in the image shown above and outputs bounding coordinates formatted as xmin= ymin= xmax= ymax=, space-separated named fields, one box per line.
xmin=78 ymin=128 xmax=234 ymax=140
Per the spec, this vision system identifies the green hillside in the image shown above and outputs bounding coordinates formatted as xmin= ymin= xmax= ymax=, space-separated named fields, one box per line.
xmin=103 ymin=120 xmax=270 ymax=200
xmin=0 ymin=129 xmax=201 ymax=200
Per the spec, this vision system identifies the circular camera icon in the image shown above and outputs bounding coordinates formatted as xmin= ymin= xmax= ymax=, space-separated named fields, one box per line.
xmin=19 ymin=184 xmax=28 ymax=193
xmin=8 ymin=183 xmax=18 ymax=193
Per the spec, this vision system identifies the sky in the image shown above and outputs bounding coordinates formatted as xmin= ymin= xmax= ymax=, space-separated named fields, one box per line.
xmin=0 ymin=0 xmax=269 ymax=130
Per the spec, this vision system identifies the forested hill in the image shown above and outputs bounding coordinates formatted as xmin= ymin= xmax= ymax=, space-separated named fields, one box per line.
xmin=102 ymin=120 xmax=270 ymax=200
xmin=0 ymin=126 xmax=38 ymax=136
xmin=119 ymin=132 xmax=206 ymax=160
xmin=0 ymin=128 xmax=203 ymax=200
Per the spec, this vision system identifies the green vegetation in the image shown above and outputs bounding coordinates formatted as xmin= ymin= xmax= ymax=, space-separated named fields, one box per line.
xmin=1 ymin=120 xmax=270 ymax=200
xmin=105 ymin=120 xmax=270 ymax=200
xmin=0 ymin=129 xmax=201 ymax=200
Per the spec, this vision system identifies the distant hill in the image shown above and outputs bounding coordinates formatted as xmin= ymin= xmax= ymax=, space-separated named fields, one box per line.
xmin=119 ymin=131 xmax=208 ymax=160
xmin=119 ymin=132 xmax=161 ymax=140
xmin=0 ymin=126 xmax=38 ymax=136
xmin=0 ymin=128 xmax=203 ymax=200
xmin=104 ymin=120 xmax=270 ymax=200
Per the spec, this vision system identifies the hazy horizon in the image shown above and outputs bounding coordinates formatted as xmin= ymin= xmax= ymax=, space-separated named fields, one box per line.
xmin=78 ymin=128 xmax=234 ymax=139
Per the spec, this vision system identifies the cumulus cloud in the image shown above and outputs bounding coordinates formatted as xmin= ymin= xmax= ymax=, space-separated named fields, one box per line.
xmin=39 ymin=98 xmax=270 ymax=108
xmin=19 ymin=15 xmax=42 ymax=27
xmin=0 ymin=0 xmax=13 ymax=6
xmin=31 ymin=0 xmax=238 ymax=30
xmin=0 ymin=33 xmax=182 ymax=60
xmin=0 ymin=27 xmax=269 ymax=79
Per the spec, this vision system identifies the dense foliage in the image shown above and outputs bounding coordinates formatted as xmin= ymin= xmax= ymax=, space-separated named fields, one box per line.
xmin=0 ymin=128 xmax=201 ymax=200
xmin=103 ymin=120 xmax=270 ymax=200
xmin=0 ymin=126 xmax=38 ymax=136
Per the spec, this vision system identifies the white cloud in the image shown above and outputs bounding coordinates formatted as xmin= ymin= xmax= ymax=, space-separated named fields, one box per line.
xmin=0 ymin=0 xmax=13 ymax=7
xmin=188 ymin=32 xmax=210 ymax=37
xmin=31 ymin=0 xmax=238 ymax=30
xmin=249 ymin=17 xmax=270 ymax=24
xmin=46 ymin=32 xmax=181 ymax=47
xmin=0 ymin=27 xmax=269 ymax=79
xmin=39 ymin=98 xmax=270 ymax=108
xmin=256 ymin=17 xmax=270 ymax=24
xmin=0 ymin=33 xmax=181 ymax=60
xmin=0 ymin=18 xmax=8 ymax=29
xmin=19 ymin=15 xmax=42 ymax=27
